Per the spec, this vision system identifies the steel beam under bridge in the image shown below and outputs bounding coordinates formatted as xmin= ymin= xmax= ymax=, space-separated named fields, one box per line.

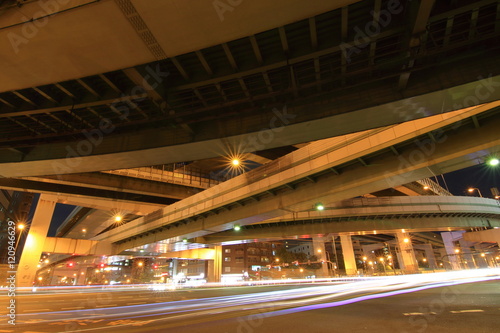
xmin=202 ymin=216 xmax=500 ymax=244
xmin=159 ymin=248 xmax=217 ymax=260
xmin=43 ymin=237 xmax=112 ymax=256
xmin=2 ymin=77 xmax=500 ymax=178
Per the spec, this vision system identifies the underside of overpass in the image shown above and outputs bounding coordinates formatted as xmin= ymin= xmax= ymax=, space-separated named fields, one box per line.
xmin=0 ymin=0 xmax=499 ymax=177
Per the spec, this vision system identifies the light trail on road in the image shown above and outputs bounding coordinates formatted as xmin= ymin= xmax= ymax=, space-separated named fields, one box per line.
xmin=3 ymin=269 xmax=499 ymax=332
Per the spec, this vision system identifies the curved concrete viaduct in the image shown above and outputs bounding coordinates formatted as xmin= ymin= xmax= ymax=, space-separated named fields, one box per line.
xmin=203 ymin=196 xmax=500 ymax=243
xmin=92 ymin=106 xmax=500 ymax=252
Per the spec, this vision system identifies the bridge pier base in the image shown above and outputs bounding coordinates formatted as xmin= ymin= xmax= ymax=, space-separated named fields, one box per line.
xmin=312 ymin=237 xmax=329 ymax=277
xmin=207 ymin=245 xmax=222 ymax=283
xmin=16 ymin=194 xmax=56 ymax=287
xmin=396 ymin=232 xmax=418 ymax=273
xmin=340 ymin=234 xmax=358 ymax=275
xmin=441 ymin=231 xmax=463 ymax=270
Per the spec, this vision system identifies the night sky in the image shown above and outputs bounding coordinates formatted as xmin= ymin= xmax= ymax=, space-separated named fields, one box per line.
xmin=34 ymin=162 xmax=499 ymax=238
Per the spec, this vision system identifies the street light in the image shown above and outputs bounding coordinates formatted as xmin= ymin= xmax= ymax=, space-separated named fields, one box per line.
xmin=467 ymin=187 xmax=483 ymax=197
xmin=487 ymin=157 xmax=499 ymax=166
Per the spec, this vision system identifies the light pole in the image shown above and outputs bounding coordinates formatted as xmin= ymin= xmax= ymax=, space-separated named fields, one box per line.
xmin=317 ymin=249 xmax=332 ymax=277
xmin=15 ymin=223 xmax=26 ymax=248
xmin=467 ymin=187 xmax=483 ymax=197
xmin=379 ymin=257 xmax=387 ymax=275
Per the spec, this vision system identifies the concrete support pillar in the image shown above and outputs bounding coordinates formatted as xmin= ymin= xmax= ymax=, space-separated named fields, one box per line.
xmin=207 ymin=245 xmax=222 ymax=282
xmin=340 ymin=234 xmax=357 ymax=275
xmin=312 ymin=237 xmax=329 ymax=277
xmin=17 ymin=195 xmax=56 ymax=287
xmin=76 ymin=267 xmax=87 ymax=285
xmin=171 ymin=258 xmax=178 ymax=278
xmin=413 ymin=244 xmax=438 ymax=269
xmin=423 ymin=244 xmax=437 ymax=269
xmin=459 ymin=238 xmax=477 ymax=269
xmin=441 ymin=231 xmax=462 ymax=270
xmin=395 ymin=232 xmax=418 ymax=273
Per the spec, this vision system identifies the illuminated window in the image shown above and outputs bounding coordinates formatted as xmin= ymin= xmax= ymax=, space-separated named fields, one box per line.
xmin=224 ymin=257 xmax=231 ymax=262
xmin=224 ymin=249 xmax=231 ymax=253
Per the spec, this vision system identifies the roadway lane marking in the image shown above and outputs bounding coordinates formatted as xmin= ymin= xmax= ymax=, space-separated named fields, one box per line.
xmin=127 ymin=302 xmax=146 ymax=305
xmin=403 ymin=312 xmax=436 ymax=316
xmin=118 ymin=296 xmax=135 ymax=298
xmin=450 ymin=309 xmax=484 ymax=313
xmin=22 ymin=309 xmax=51 ymax=313
xmin=61 ymin=306 xmax=85 ymax=310
xmin=0 ymin=330 xmax=14 ymax=332
xmin=96 ymin=304 xmax=118 ymax=308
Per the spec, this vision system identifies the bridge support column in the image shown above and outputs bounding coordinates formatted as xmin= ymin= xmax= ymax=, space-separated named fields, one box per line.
xmin=172 ymin=259 xmax=179 ymax=278
xmin=17 ymin=195 xmax=56 ymax=287
xmin=459 ymin=238 xmax=477 ymax=269
xmin=340 ymin=234 xmax=357 ymax=275
xmin=423 ymin=244 xmax=437 ymax=269
xmin=207 ymin=245 xmax=222 ymax=283
xmin=441 ymin=231 xmax=462 ymax=270
xmin=395 ymin=232 xmax=418 ymax=273
xmin=312 ymin=237 xmax=329 ymax=277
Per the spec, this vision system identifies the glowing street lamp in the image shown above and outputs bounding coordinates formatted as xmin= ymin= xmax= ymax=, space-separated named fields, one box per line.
xmin=114 ymin=215 xmax=123 ymax=223
xmin=487 ymin=157 xmax=499 ymax=167
xmin=467 ymin=187 xmax=483 ymax=197
xmin=17 ymin=223 xmax=25 ymax=230
xmin=233 ymin=224 xmax=241 ymax=231
xmin=315 ymin=203 xmax=325 ymax=211
xmin=231 ymin=159 xmax=240 ymax=166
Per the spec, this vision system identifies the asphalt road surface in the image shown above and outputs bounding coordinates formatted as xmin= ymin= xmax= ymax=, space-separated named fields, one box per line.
xmin=1 ymin=271 xmax=499 ymax=333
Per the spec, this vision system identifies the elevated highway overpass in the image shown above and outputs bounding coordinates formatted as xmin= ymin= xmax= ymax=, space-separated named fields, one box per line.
xmin=91 ymin=104 xmax=500 ymax=252
xmin=202 ymin=196 xmax=500 ymax=243
xmin=4 ymin=0 xmax=500 ymax=286
xmin=0 ymin=0 xmax=499 ymax=177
